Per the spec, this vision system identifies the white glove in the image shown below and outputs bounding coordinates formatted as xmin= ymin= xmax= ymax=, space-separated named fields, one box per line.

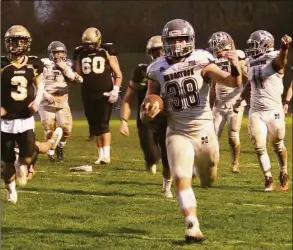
xmin=104 ymin=85 xmax=120 ymax=103
xmin=119 ymin=120 xmax=129 ymax=137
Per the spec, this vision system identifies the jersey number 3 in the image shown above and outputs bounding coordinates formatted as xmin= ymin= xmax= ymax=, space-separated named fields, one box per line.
xmin=11 ymin=76 xmax=28 ymax=101
xmin=81 ymin=56 xmax=105 ymax=74
xmin=165 ymin=78 xmax=200 ymax=112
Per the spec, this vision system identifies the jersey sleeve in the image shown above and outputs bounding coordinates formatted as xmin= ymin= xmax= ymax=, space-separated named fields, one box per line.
xmin=29 ymin=56 xmax=44 ymax=76
xmin=101 ymin=43 xmax=118 ymax=56
xmin=72 ymin=46 xmax=83 ymax=61
xmin=131 ymin=64 xmax=147 ymax=83
xmin=146 ymin=61 xmax=159 ymax=81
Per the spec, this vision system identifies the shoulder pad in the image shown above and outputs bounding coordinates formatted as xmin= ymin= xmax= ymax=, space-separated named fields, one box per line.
xmin=236 ymin=50 xmax=246 ymax=60
xmin=41 ymin=58 xmax=52 ymax=65
xmin=138 ymin=63 xmax=148 ymax=68
xmin=266 ymin=50 xmax=279 ymax=59
xmin=74 ymin=46 xmax=83 ymax=52
xmin=147 ymin=57 xmax=164 ymax=74
xmin=192 ymin=49 xmax=215 ymax=64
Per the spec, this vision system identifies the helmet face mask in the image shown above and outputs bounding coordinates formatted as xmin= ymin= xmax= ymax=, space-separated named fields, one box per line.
xmin=208 ymin=31 xmax=232 ymax=56
xmin=162 ymin=19 xmax=195 ymax=58
xmin=48 ymin=41 xmax=67 ymax=62
xmin=5 ymin=25 xmax=32 ymax=56
xmin=245 ymin=30 xmax=274 ymax=59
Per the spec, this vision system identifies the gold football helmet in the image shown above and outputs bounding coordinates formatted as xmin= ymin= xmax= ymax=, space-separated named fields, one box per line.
xmin=81 ymin=27 xmax=102 ymax=51
xmin=4 ymin=25 xmax=32 ymax=55
xmin=146 ymin=35 xmax=164 ymax=61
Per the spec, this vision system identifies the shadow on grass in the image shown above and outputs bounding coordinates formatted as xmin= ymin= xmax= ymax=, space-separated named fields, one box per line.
xmin=23 ymin=187 xmax=137 ymax=198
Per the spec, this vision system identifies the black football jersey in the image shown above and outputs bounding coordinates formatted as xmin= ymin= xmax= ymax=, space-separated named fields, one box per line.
xmin=77 ymin=48 xmax=113 ymax=99
xmin=1 ymin=55 xmax=43 ymax=120
xmin=130 ymin=63 xmax=148 ymax=108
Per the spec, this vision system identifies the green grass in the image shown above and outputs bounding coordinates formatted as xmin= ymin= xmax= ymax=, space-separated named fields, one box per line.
xmin=1 ymin=116 xmax=292 ymax=250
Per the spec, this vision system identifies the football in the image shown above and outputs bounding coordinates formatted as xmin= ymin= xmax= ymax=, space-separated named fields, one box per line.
xmin=144 ymin=94 xmax=164 ymax=111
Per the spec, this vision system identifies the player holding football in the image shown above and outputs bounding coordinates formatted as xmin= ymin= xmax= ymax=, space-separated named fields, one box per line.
xmin=119 ymin=35 xmax=173 ymax=198
xmin=74 ymin=27 xmax=123 ymax=164
xmin=208 ymin=31 xmax=248 ymax=173
xmin=39 ymin=41 xmax=83 ymax=162
xmin=140 ymin=19 xmax=242 ymax=243
xmin=234 ymin=31 xmax=292 ymax=191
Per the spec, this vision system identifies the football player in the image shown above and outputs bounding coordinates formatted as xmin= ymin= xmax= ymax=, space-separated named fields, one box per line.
xmin=74 ymin=27 xmax=123 ymax=164
xmin=119 ymin=35 xmax=173 ymax=198
xmin=38 ymin=41 xmax=83 ymax=162
xmin=234 ymin=31 xmax=291 ymax=191
xmin=1 ymin=25 xmax=45 ymax=203
xmin=140 ymin=19 xmax=242 ymax=243
xmin=208 ymin=31 xmax=248 ymax=173
xmin=73 ymin=39 xmax=118 ymax=141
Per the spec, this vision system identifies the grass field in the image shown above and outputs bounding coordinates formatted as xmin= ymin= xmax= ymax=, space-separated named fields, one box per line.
xmin=1 ymin=116 xmax=292 ymax=250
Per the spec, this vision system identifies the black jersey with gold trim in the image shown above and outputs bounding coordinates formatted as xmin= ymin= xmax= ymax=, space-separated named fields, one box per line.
xmin=1 ymin=55 xmax=43 ymax=119
xmin=78 ymin=48 xmax=113 ymax=99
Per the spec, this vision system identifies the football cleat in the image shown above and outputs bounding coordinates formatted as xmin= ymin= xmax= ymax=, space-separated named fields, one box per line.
xmin=70 ymin=165 xmax=92 ymax=172
xmin=7 ymin=190 xmax=18 ymax=204
xmin=279 ymin=172 xmax=289 ymax=191
xmin=101 ymin=157 xmax=111 ymax=164
xmin=162 ymin=189 xmax=173 ymax=198
xmin=15 ymin=165 xmax=28 ymax=186
xmin=48 ymin=154 xmax=55 ymax=162
xmin=264 ymin=176 xmax=274 ymax=192
xmin=185 ymin=222 xmax=204 ymax=243
xmin=94 ymin=157 xmax=103 ymax=165
xmin=231 ymin=164 xmax=240 ymax=173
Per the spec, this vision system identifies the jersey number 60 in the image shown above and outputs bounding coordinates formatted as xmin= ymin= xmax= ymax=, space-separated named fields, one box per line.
xmin=81 ymin=56 xmax=105 ymax=74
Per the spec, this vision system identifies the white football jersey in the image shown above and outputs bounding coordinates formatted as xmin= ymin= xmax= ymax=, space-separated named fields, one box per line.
xmin=147 ymin=49 xmax=214 ymax=133
xmin=247 ymin=51 xmax=284 ymax=112
xmin=214 ymin=50 xmax=246 ymax=104
xmin=41 ymin=58 xmax=73 ymax=95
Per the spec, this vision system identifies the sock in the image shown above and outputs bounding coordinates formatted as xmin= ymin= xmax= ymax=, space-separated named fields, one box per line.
xmin=98 ymin=147 xmax=104 ymax=158
xmin=257 ymin=152 xmax=271 ymax=173
xmin=275 ymin=148 xmax=288 ymax=174
xmin=185 ymin=215 xmax=199 ymax=228
xmin=162 ymin=178 xmax=172 ymax=191
xmin=6 ymin=180 xmax=16 ymax=193
xmin=48 ymin=149 xmax=55 ymax=156
xmin=103 ymin=146 xmax=110 ymax=159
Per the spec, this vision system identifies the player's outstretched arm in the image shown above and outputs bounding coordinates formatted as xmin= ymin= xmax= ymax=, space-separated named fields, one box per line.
xmin=272 ymin=34 xmax=292 ymax=74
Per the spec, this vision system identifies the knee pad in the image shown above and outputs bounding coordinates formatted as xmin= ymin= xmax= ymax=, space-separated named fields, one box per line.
xmin=177 ymin=187 xmax=197 ymax=209
xmin=19 ymin=157 xmax=32 ymax=166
